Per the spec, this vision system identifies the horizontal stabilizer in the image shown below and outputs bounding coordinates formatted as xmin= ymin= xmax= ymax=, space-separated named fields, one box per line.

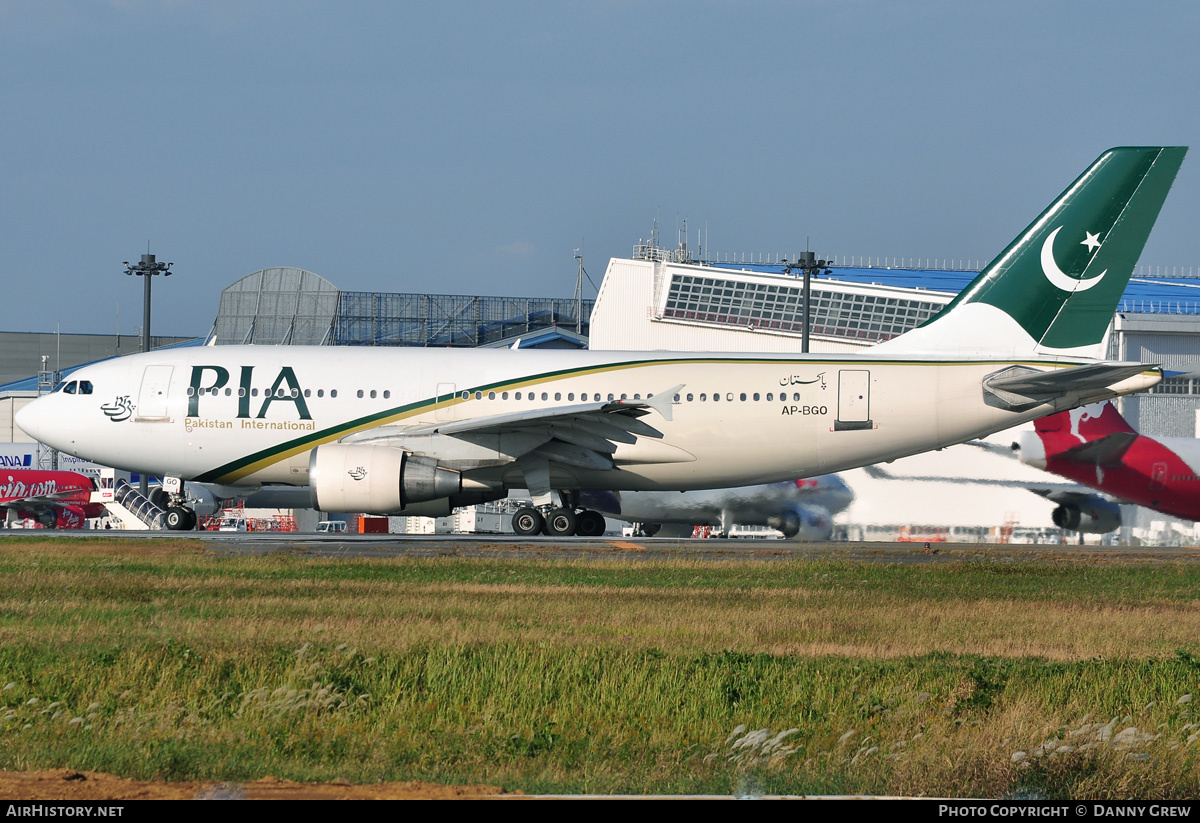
xmin=987 ymin=363 xmax=1158 ymax=396
xmin=983 ymin=362 xmax=1161 ymax=412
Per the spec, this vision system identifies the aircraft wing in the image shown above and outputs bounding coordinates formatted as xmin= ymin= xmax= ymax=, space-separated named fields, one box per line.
xmin=0 ymin=489 xmax=87 ymax=509
xmin=339 ymin=386 xmax=685 ymax=472
xmin=862 ymin=465 xmax=1102 ymax=504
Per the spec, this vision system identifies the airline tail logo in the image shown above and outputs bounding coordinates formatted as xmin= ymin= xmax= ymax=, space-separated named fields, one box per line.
xmin=1041 ymin=227 xmax=1106 ymax=293
xmin=1037 ymin=400 xmax=1135 ymax=444
xmin=894 ymin=146 xmax=1187 ymax=355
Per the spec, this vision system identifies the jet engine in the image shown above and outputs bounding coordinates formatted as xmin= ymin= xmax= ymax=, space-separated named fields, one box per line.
xmin=309 ymin=444 xmax=462 ymax=514
xmin=24 ymin=506 xmax=86 ymax=529
xmin=768 ymin=504 xmax=834 ymax=540
xmin=1051 ymin=497 xmax=1121 ymax=534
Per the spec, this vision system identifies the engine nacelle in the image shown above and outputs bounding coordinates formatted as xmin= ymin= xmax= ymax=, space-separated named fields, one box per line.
xmin=21 ymin=506 xmax=86 ymax=529
xmin=309 ymin=444 xmax=461 ymax=514
xmin=768 ymin=504 xmax=834 ymax=541
xmin=1051 ymin=498 xmax=1121 ymax=534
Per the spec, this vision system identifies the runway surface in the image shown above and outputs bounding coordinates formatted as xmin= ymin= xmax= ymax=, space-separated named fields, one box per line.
xmin=22 ymin=530 xmax=1200 ymax=565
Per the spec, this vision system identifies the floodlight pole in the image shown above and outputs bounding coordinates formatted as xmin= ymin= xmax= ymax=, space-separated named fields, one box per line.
xmin=782 ymin=251 xmax=832 ymax=354
xmin=123 ymin=252 xmax=174 ymax=494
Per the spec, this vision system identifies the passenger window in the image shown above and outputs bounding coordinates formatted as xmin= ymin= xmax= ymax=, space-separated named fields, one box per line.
xmin=568 ymin=393 xmax=575 ymax=401
xmin=541 ymin=392 xmax=548 ymax=401
xmin=752 ymin=393 xmax=759 ymax=401
xmin=713 ymin=393 xmax=720 ymax=402
xmin=475 ymin=391 xmax=482 ymax=400
xmin=767 ymin=393 xmax=773 ymax=401
xmin=502 ymin=392 xmax=509 ymax=400
xmin=384 ymin=390 xmax=390 ymax=399
xmin=331 ymin=390 xmax=338 ymax=398
xmin=186 ymin=387 xmax=195 ymax=397
xmin=700 ymin=393 xmax=707 ymax=401
xmin=227 ymin=388 xmax=234 ymax=397
xmin=252 ymin=389 xmax=259 ymax=397
xmin=555 ymin=392 xmax=561 ymax=401
xmin=686 ymin=393 xmax=693 ymax=402
xmin=317 ymin=389 xmax=324 ymax=398
xmin=515 ymin=391 xmax=522 ymax=400
xmin=370 ymin=390 xmax=377 ymax=399
xmin=357 ymin=390 xmax=364 ymax=398
xmin=488 ymin=391 xmax=496 ymax=400
xmin=607 ymin=393 xmax=614 ymax=401
xmin=462 ymin=391 xmax=470 ymax=400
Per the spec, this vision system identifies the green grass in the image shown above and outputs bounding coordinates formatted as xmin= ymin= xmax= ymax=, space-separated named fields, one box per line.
xmin=0 ymin=538 xmax=1198 ymax=797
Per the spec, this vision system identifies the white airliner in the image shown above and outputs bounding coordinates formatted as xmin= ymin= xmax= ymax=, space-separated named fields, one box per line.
xmin=16 ymin=147 xmax=1185 ymax=535
xmin=580 ymin=475 xmax=854 ymax=540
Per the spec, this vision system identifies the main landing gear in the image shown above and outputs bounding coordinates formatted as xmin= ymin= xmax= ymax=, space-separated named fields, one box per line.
xmin=511 ymin=506 xmax=606 ymax=537
xmin=155 ymin=478 xmax=198 ymax=531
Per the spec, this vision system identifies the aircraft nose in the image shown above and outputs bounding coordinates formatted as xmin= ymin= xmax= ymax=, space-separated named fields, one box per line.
xmin=14 ymin=398 xmax=45 ymax=442
xmin=1012 ymin=431 xmax=1047 ymax=469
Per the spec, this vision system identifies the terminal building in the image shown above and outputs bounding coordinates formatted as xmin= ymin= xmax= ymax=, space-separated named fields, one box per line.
xmin=3 ymin=246 xmax=1199 ymax=542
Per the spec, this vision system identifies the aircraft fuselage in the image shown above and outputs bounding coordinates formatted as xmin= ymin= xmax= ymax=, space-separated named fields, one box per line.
xmin=20 ymin=346 xmax=1157 ymax=498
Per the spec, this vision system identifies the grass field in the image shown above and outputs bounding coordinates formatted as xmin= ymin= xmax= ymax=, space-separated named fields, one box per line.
xmin=0 ymin=537 xmax=1198 ymax=798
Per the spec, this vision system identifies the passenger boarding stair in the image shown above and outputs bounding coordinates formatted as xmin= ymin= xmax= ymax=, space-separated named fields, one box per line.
xmin=99 ymin=480 xmax=166 ymax=530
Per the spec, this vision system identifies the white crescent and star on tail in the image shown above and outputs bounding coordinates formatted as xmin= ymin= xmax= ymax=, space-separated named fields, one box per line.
xmin=1041 ymin=226 xmax=1106 ymax=292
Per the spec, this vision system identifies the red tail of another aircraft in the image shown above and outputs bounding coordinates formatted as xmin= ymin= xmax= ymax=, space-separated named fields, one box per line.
xmin=1014 ymin=401 xmax=1200 ymax=523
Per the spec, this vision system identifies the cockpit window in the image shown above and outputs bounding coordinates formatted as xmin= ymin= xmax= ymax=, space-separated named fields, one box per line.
xmin=62 ymin=381 xmax=78 ymax=395
xmin=78 ymin=381 xmax=93 ymax=395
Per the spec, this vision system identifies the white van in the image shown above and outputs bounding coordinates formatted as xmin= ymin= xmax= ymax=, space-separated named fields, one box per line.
xmin=315 ymin=520 xmax=347 ymax=534
xmin=218 ymin=517 xmax=248 ymax=532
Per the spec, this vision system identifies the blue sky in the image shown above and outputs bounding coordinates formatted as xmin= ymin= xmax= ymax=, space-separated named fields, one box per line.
xmin=3 ymin=1 xmax=1198 ymax=337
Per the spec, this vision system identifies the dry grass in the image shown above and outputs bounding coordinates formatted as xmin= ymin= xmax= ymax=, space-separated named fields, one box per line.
xmin=1 ymin=540 xmax=1199 ymax=796
xmin=3 ymin=568 xmax=1199 ymax=660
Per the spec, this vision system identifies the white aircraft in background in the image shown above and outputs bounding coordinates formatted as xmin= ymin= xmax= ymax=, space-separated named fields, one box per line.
xmin=581 ymin=475 xmax=854 ymax=539
xmin=16 ymin=147 xmax=1184 ymax=534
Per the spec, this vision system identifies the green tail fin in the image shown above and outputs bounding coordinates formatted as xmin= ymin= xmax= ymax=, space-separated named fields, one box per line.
xmin=921 ymin=146 xmax=1186 ymax=354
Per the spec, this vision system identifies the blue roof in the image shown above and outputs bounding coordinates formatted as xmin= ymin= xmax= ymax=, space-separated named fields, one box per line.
xmin=710 ymin=264 xmax=1200 ymax=315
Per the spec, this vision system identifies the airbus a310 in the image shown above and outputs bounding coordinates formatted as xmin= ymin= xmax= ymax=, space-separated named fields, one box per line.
xmin=16 ymin=147 xmax=1185 ymax=534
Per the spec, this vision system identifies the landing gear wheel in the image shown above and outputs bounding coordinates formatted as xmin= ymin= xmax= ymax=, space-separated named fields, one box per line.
xmin=165 ymin=506 xmax=191 ymax=531
xmin=184 ymin=509 xmax=198 ymax=530
xmin=545 ymin=507 xmax=577 ymax=536
xmin=576 ymin=509 xmax=606 ymax=537
xmin=636 ymin=523 xmax=661 ymax=537
xmin=512 ymin=507 xmax=544 ymax=536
